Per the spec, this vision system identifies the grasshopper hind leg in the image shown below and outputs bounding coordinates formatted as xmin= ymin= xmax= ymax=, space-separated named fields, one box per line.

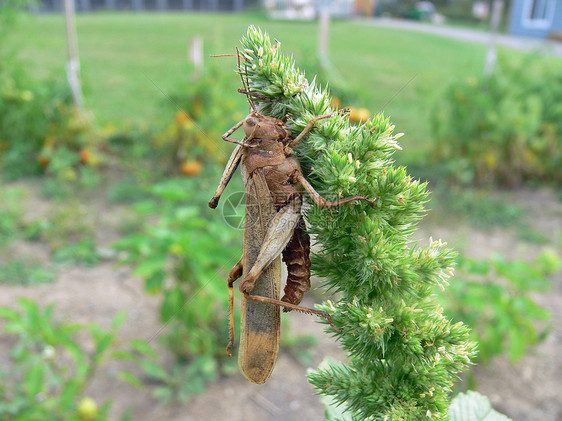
xmin=226 ymin=258 xmax=243 ymax=357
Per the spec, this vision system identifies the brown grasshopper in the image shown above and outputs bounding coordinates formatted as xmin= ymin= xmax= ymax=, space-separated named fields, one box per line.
xmin=209 ymin=83 xmax=377 ymax=384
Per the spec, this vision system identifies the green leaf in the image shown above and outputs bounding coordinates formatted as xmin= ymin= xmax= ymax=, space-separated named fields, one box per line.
xmin=0 ymin=306 xmax=20 ymax=321
xmin=133 ymin=255 xmax=167 ymax=278
xmin=160 ymin=288 xmax=185 ymax=322
xmin=24 ymin=363 xmax=44 ymax=398
xmin=144 ymin=270 xmax=165 ymax=294
xmin=111 ymin=349 xmax=137 ymax=362
xmin=60 ymin=379 xmax=79 ymax=408
xmin=116 ymin=370 xmax=145 ymax=389
xmin=141 ymin=361 xmax=168 ymax=381
xmin=507 ymin=326 xmax=526 ymax=362
xmin=111 ymin=310 xmax=127 ymax=330
xmin=449 ymin=391 xmax=512 ymax=421
xmin=95 ymin=332 xmax=113 ymax=355
xmin=128 ymin=339 xmax=157 ymax=358
xmin=321 ymin=394 xmax=353 ymax=421
xmin=65 ymin=342 xmax=88 ymax=378
xmin=152 ymin=386 xmax=172 ymax=402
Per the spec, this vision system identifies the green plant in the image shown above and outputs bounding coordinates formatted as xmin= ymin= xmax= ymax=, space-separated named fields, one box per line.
xmin=439 ymin=250 xmax=558 ymax=363
xmin=0 ymin=45 xmax=104 ymax=186
xmin=239 ymin=26 xmax=476 ymax=420
xmin=0 ymin=258 xmax=55 ymax=285
xmin=0 ymin=186 xmax=26 ymax=246
xmin=114 ymin=177 xmax=240 ymax=388
xmin=429 ymin=185 xmax=526 ymax=229
xmin=0 ymin=298 xmax=153 ymax=420
xmin=140 ymin=356 xmax=220 ymax=403
xmin=26 ymin=200 xmax=99 ymax=266
xmin=0 ymin=58 xmax=73 ymax=180
xmin=447 ymin=391 xmax=512 ymax=421
xmin=430 ymin=54 xmax=562 ymax=187
xmin=39 ymin=107 xmax=106 ymax=197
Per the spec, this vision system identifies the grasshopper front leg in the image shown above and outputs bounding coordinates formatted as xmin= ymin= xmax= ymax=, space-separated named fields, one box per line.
xmin=209 ymin=144 xmax=243 ymax=208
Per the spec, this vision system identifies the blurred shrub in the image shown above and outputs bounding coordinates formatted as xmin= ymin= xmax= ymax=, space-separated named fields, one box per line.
xmin=114 ymin=177 xmax=240 ymax=392
xmin=162 ymin=66 xmax=241 ymax=169
xmin=0 ymin=186 xmax=26 ymax=246
xmin=25 ymin=200 xmax=99 ymax=266
xmin=0 ymin=58 xmax=106 ymax=188
xmin=429 ymin=185 xmax=526 ymax=229
xmin=0 ymin=298 xmax=153 ymax=420
xmin=0 ymin=258 xmax=55 ymax=285
xmin=439 ymin=249 xmax=559 ymax=363
xmin=0 ymin=59 xmax=70 ymax=179
xmin=430 ymin=54 xmax=561 ymax=187
xmin=105 ymin=66 xmax=238 ymax=187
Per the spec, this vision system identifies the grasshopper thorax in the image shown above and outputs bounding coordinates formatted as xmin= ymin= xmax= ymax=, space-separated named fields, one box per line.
xmin=243 ymin=112 xmax=290 ymax=143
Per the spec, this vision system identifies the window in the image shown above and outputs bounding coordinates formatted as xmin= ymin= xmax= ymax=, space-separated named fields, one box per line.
xmin=523 ymin=0 xmax=556 ymax=29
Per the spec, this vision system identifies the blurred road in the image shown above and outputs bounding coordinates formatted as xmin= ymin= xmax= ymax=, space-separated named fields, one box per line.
xmin=365 ymin=17 xmax=562 ymax=56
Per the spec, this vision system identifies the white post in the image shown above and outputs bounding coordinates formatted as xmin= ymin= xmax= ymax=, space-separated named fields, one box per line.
xmin=484 ymin=0 xmax=504 ymax=76
xmin=63 ymin=0 xmax=83 ymax=109
xmin=318 ymin=9 xmax=330 ymax=66
xmin=189 ymin=36 xmax=203 ymax=80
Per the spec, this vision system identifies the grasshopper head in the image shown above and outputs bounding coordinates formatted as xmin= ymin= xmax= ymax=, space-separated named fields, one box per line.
xmin=243 ymin=112 xmax=289 ymax=142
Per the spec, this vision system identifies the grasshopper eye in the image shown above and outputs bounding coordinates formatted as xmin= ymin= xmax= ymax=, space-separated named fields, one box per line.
xmin=245 ymin=116 xmax=259 ymax=127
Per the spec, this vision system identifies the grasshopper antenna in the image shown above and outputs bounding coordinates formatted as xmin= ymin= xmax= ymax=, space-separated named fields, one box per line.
xmin=210 ymin=50 xmax=256 ymax=112
xmin=236 ymin=47 xmax=256 ymax=113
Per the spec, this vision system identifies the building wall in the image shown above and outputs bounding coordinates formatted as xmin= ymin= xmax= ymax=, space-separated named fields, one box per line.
xmin=509 ymin=0 xmax=562 ymax=38
xmin=35 ymin=0 xmax=255 ymax=12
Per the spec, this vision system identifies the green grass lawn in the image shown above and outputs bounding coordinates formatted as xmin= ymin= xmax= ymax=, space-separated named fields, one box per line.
xmin=9 ymin=12 xmax=493 ymax=159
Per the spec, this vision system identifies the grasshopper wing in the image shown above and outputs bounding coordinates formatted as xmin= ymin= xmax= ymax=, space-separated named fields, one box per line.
xmin=239 ymin=170 xmax=282 ymax=384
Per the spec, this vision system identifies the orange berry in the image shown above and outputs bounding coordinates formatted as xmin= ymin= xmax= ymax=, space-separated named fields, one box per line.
xmin=349 ymin=107 xmax=370 ymax=123
xmin=37 ymin=154 xmax=50 ymax=168
xmin=180 ymin=160 xmax=203 ymax=176
xmin=175 ymin=110 xmax=189 ymax=124
xmin=79 ymin=148 xmax=91 ymax=164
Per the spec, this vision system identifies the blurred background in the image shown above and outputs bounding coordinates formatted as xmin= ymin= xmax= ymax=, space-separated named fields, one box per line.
xmin=0 ymin=1 xmax=560 ymax=420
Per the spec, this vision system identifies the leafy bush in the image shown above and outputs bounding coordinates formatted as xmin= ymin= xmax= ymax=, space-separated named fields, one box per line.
xmin=0 ymin=258 xmax=55 ymax=285
xmin=26 ymin=200 xmax=99 ymax=266
xmin=0 ymin=298 xmax=153 ymax=420
xmin=0 ymin=59 xmax=73 ymax=179
xmin=114 ymin=177 xmax=240 ymax=387
xmin=0 ymin=54 xmax=105 ymax=188
xmin=0 ymin=186 xmax=26 ymax=246
xmin=439 ymin=250 xmax=559 ymax=362
xmin=430 ymin=54 xmax=562 ymax=186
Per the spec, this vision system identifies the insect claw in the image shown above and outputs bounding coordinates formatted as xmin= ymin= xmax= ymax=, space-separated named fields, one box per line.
xmin=209 ymin=197 xmax=219 ymax=209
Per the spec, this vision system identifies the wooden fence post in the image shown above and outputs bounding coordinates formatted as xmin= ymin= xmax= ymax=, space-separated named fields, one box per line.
xmin=63 ymin=0 xmax=83 ymax=109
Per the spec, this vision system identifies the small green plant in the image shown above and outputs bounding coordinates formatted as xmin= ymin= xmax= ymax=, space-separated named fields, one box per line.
xmin=26 ymin=200 xmax=99 ymax=266
xmin=0 ymin=186 xmax=26 ymax=246
xmin=114 ymin=177 xmax=240 ymax=391
xmin=439 ymin=250 xmax=558 ymax=363
xmin=430 ymin=54 xmax=562 ymax=187
xmin=429 ymin=185 xmax=526 ymax=229
xmin=0 ymin=258 xmax=55 ymax=285
xmin=140 ymin=356 xmax=220 ymax=403
xmin=0 ymin=57 xmax=73 ymax=180
xmin=0 ymin=298 xmax=153 ymax=420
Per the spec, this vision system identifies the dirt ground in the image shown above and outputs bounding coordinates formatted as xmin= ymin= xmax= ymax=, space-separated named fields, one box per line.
xmin=1 ymin=182 xmax=560 ymax=421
